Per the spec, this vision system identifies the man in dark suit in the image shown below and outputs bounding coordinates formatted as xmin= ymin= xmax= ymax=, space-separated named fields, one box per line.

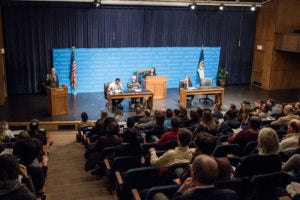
xmin=46 ymin=67 xmax=59 ymax=88
xmin=172 ymin=154 xmax=238 ymax=200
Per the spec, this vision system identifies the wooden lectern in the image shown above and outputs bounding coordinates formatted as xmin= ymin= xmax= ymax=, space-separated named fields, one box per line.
xmin=142 ymin=76 xmax=167 ymax=99
xmin=46 ymin=86 xmax=68 ymax=116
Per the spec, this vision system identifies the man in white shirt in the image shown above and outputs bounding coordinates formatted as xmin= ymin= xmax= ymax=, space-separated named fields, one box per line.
xmin=108 ymin=78 xmax=124 ymax=107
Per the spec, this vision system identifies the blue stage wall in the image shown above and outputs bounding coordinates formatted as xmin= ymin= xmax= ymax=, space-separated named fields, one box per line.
xmin=53 ymin=47 xmax=220 ymax=93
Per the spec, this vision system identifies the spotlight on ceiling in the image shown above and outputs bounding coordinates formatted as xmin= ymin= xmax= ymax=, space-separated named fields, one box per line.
xmin=190 ymin=3 xmax=197 ymax=10
xmin=219 ymin=4 xmax=224 ymax=10
xmin=250 ymin=5 xmax=256 ymax=11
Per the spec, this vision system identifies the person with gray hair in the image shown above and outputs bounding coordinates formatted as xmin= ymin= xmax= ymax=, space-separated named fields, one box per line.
xmin=271 ymin=104 xmax=299 ymax=127
xmin=235 ymin=127 xmax=281 ymax=178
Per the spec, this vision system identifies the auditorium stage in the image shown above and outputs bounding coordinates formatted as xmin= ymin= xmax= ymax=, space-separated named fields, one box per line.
xmin=0 ymin=85 xmax=299 ymax=123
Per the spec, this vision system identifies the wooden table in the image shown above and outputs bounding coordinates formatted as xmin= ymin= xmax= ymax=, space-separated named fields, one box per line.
xmin=179 ymin=86 xmax=224 ymax=108
xmin=107 ymin=90 xmax=153 ymax=112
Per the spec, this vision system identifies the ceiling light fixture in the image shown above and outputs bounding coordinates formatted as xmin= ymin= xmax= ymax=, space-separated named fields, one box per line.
xmin=219 ymin=4 xmax=224 ymax=10
xmin=250 ymin=5 xmax=256 ymax=11
xmin=190 ymin=3 xmax=197 ymax=10
xmin=94 ymin=0 xmax=101 ymax=7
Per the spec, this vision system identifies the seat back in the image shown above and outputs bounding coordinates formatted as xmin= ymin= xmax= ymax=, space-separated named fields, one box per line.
xmin=242 ymin=141 xmax=258 ymax=156
xmin=200 ymin=78 xmax=213 ymax=86
xmin=104 ymin=82 xmax=112 ymax=100
xmin=212 ymin=144 xmax=241 ymax=157
xmin=215 ymin=178 xmax=244 ymax=199
xmin=122 ymin=166 xmax=161 ymax=195
xmin=250 ymin=171 xmax=292 ymax=200
xmin=142 ymin=184 xmax=180 ymax=200
xmin=111 ymin=156 xmax=142 ymax=173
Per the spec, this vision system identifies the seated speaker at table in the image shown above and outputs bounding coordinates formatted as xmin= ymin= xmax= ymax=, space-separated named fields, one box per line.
xmin=107 ymin=78 xmax=124 ymax=107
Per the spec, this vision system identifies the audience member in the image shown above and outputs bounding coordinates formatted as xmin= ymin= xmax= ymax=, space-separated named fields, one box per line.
xmin=172 ymin=155 xmax=238 ymax=200
xmin=212 ymin=103 xmax=224 ymax=120
xmin=234 ymin=127 xmax=281 ymax=178
xmin=28 ymin=119 xmax=47 ymax=146
xmin=195 ymin=110 xmax=217 ymax=135
xmin=183 ymin=110 xmax=199 ymax=131
xmin=163 ymin=108 xmax=174 ymax=130
xmin=94 ymin=110 xmax=108 ymax=135
xmin=127 ymin=106 xmax=144 ymax=123
xmin=1 ymin=121 xmax=14 ymax=141
xmin=173 ymin=109 xmax=180 ymax=117
xmin=107 ymin=77 xmax=124 ymax=106
xmin=143 ymin=110 xmax=166 ymax=142
xmin=0 ymin=154 xmax=36 ymax=200
xmin=157 ymin=116 xmax=181 ymax=147
xmin=149 ymin=128 xmax=194 ymax=167
xmin=294 ymin=102 xmax=300 ymax=116
xmin=227 ymin=116 xmax=261 ymax=149
xmin=271 ymin=104 xmax=299 ymax=127
xmin=180 ymin=132 xmax=218 ymax=183
xmin=78 ymin=112 xmax=94 ymax=131
xmin=218 ymin=109 xmax=240 ymax=134
xmin=279 ymin=119 xmax=300 ymax=152
xmin=114 ymin=109 xmax=126 ymax=122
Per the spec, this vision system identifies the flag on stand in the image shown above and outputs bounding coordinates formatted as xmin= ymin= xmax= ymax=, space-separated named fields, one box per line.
xmin=71 ymin=48 xmax=77 ymax=89
xmin=197 ymin=47 xmax=205 ymax=79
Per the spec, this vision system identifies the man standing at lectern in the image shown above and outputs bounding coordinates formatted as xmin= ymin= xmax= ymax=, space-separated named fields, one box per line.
xmin=46 ymin=67 xmax=59 ymax=88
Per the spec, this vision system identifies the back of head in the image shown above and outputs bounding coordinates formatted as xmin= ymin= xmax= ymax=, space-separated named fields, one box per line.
xmin=154 ymin=111 xmax=165 ymax=126
xmin=192 ymin=154 xmax=219 ymax=185
xmin=165 ymin=108 xmax=173 ymax=118
xmin=227 ymin=109 xmax=238 ymax=119
xmin=17 ymin=130 xmax=31 ymax=142
xmin=171 ymin=116 xmax=181 ymax=129
xmin=29 ymin=119 xmax=39 ymax=131
xmin=81 ymin=112 xmax=88 ymax=121
xmin=258 ymin=127 xmax=279 ymax=155
xmin=284 ymin=104 xmax=294 ymax=114
xmin=215 ymin=157 xmax=232 ymax=180
xmin=144 ymin=109 xmax=151 ymax=117
xmin=289 ymin=119 xmax=300 ymax=133
xmin=100 ymin=110 xmax=108 ymax=119
xmin=248 ymin=116 xmax=262 ymax=130
xmin=178 ymin=128 xmax=192 ymax=146
xmin=194 ymin=132 xmax=217 ymax=155
xmin=173 ymin=109 xmax=180 ymax=116
xmin=190 ymin=110 xmax=200 ymax=122
xmin=106 ymin=121 xmax=120 ymax=136
xmin=136 ymin=106 xmax=142 ymax=115
xmin=0 ymin=154 xmax=19 ymax=181
xmin=103 ymin=117 xmax=116 ymax=129
xmin=126 ymin=117 xmax=135 ymax=128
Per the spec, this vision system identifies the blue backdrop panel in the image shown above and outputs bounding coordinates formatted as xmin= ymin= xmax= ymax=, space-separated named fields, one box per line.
xmin=53 ymin=47 xmax=220 ymax=93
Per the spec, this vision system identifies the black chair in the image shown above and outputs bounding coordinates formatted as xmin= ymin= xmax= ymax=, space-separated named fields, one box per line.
xmin=215 ymin=178 xmax=244 ymax=200
xmin=249 ymin=171 xmax=292 ymax=200
xmin=212 ymin=144 xmax=241 ymax=157
xmin=140 ymin=184 xmax=180 ymax=200
xmin=104 ymin=155 xmax=142 ymax=191
xmin=116 ymin=166 xmax=161 ymax=200
xmin=160 ymin=162 xmax=189 ymax=184
xmin=242 ymin=141 xmax=258 ymax=156
xmin=104 ymin=82 xmax=112 ymax=100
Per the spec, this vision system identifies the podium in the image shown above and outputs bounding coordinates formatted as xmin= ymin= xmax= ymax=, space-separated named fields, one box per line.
xmin=46 ymin=86 xmax=68 ymax=116
xmin=142 ymin=76 xmax=167 ymax=99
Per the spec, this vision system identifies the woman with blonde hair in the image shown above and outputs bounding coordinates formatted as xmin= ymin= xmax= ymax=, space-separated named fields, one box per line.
xmin=235 ymin=127 xmax=281 ymax=178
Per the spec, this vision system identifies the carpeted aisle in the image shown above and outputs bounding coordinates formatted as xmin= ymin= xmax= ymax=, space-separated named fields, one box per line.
xmin=45 ymin=131 xmax=114 ymax=200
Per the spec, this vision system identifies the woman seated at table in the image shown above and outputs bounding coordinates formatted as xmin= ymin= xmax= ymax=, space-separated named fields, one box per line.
xmin=180 ymin=75 xmax=194 ymax=103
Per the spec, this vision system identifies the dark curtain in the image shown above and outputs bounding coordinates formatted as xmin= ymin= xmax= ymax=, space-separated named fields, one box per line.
xmin=1 ymin=1 xmax=256 ymax=94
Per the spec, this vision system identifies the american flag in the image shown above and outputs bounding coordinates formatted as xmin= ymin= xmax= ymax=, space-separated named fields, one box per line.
xmin=71 ymin=48 xmax=77 ymax=89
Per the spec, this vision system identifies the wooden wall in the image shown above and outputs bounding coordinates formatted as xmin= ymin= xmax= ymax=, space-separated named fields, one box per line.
xmin=0 ymin=4 xmax=6 ymax=105
xmin=252 ymin=0 xmax=300 ymax=90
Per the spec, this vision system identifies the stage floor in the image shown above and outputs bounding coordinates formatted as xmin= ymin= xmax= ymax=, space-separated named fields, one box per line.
xmin=1 ymin=85 xmax=300 ymax=122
